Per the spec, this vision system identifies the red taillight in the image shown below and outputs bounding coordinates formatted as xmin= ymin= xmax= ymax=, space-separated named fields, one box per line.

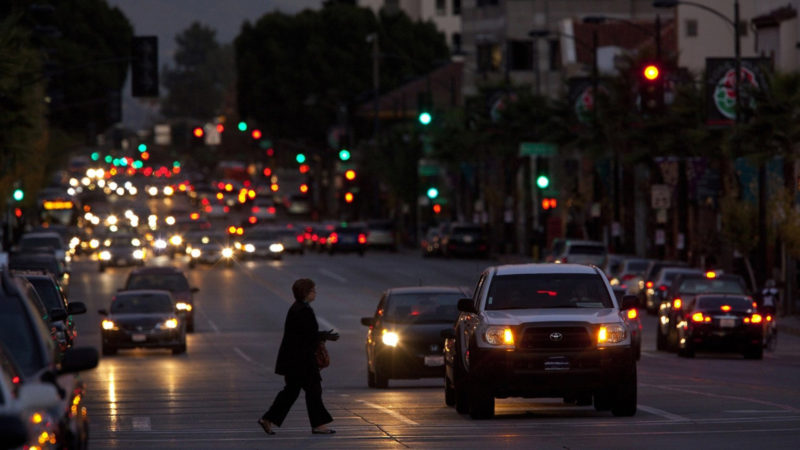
xmin=658 ymin=285 xmax=667 ymax=291
xmin=329 ymin=233 xmax=338 ymax=244
xmin=252 ymin=206 xmax=260 ymax=213
xmin=627 ymin=309 xmax=638 ymax=320
xmin=12 ymin=376 xmax=19 ymax=384
xmin=248 ymin=216 xmax=257 ymax=224
xmin=751 ymin=314 xmax=763 ymax=324
xmin=268 ymin=206 xmax=276 ymax=214
xmin=358 ymin=233 xmax=367 ymax=244
xmin=646 ymin=281 xmax=654 ymax=289
xmin=319 ymin=237 xmax=327 ymax=244
xmin=622 ymin=274 xmax=635 ymax=281
xmin=673 ymin=298 xmax=682 ymax=309
xmin=223 ymin=206 xmax=230 ymax=213
xmin=766 ymin=315 xmax=773 ymax=322
xmin=691 ymin=312 xmax=705 ymax=322
xmin=296 ymin=235 xmax=304 ymax=243
xmin=720 ymin=305 xmax=731 ymax=312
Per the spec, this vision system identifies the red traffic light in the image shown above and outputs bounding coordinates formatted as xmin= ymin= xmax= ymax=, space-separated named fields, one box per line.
xmin=344 ymin=169 xmax=356 ymax=181
xmin=299 ymin=164 xmax=310 ymax=174
xmin=251 ymin=129 xmax=262 ymax=139
xmin=263 ymin=167 xmax=272 ymax=177
xmin=216 ymin=123 xmax=224 ymax=133
xmin=541 ymin=198 xmax=558 ymax=210
xmin=432 ymin=204 xmax=442 ymax=214
xmin=344 ymin=192 xmax=354 ymax=203
xmin=193 ymin=127 xmax=204 ymax=138
xmin=643 ymin=64 xmax=660 ymax=81
xmin=299 ymin=184 xmax=309 ymax=193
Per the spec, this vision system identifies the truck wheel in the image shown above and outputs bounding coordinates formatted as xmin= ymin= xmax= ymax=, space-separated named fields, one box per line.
xmin=468 ymin=385 xmax=494 ymax=419
xmin=172 ymin=342 xmax=187 ymax=355
xmin=444 ymin=376 xmax=455 ymax=407
xmin=373 ymin=367 xmax=388 ymax=389
xmin=594 ymin=390 xmax=612 ymax=411
xmin=367 ymin=369 xmax=376 ymax=388
xmin=611 ymin=366 xmax=637 ymax=417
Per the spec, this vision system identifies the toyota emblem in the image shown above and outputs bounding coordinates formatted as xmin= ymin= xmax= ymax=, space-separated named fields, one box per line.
xmin=430 ymin=344 xmax=440 ymax=352
xmin=549 ymin=332 xmax=563 ymax=342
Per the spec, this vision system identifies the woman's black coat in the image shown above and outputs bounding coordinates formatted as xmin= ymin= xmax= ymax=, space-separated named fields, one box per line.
xmin=274 ymin=300 xmax=321 ymax=380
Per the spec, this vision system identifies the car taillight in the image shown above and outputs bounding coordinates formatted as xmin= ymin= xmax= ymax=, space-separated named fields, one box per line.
xmin=223 ymin=206 xmax=230 ymax=213
xmin=627 ymin=309 xmax=638 ymax=320
xmin=658 ymin=285 xmax=667 ymax=291
xmin=691 ymin=312 xmax=710 ymax=322
xmin=329 ymin=233 xmax=338 ymax=244
xmin=622 ymin=274 xmax=636 ymax=281
xmin=268 ymin=206 xmax=276 ymax=214
xmin=296 ymin=235 xmax=304 ymax=243
xmin=744 ymin=314 xmax=763 ymax=324
xmin=673 ymin=298 xmax=682 ymax=309
xmin=358 ymin=233 xmax=367 ymax=244
xmin=252 ymin=206 xmax=260 ymax=213
xmin=646 ymin=281 xmax=654 ymax=289
xmin=766 ymin=315 xmax=773 ymax=322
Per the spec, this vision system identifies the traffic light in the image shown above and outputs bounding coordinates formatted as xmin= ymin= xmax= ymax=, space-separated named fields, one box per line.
xmin=137 ymin=143 xmax=147 ymax=153
xmin=296 ymin=153 xmax=306 ymax=164
xmin=639 ymin=62 xmax=664 ymax=114
xmin=91 ymin=152 xmax=99 ymax=161
xmin=339 ymin=149 xmax=351 ymax=161
xmin=344 ymin=169 xmax=356 ymax=181
xmin=299 ymin=164 xmax=310 ymax=174
xmin=216 ymin=123 xmax=224 ymax=133
xmin=426 ymin=187 xmax=439 ymax=199
xmin=12 ymin=187 xmax=24 ymax=202
xmin=299 ymin=183 xmax=309 ymax=194
xmin=535 ymin=157 xmax=550 ymax=190
xmin=432 ymin=204 xmax=442 ymax=214
xmin=251 ymin=129 xmax=262 ymax=140
xmin=191 ymin=127 xmax=204 ymax=147
xmin=237 ymin=121 xmax=247 ymax=132
xmin=418 ymin=111 xmax=432 ymax=125
xmin=344 ymin=192 xmax=354 ymax=203
xmin=131 ymin=36 xmax=159 ymax=97
xmin=541 ymin=198 xmax=558 ymax=210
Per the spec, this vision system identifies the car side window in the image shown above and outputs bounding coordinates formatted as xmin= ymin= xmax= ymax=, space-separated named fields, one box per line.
xmin=472 ymin=273 xmax=487 ymax=309
xmin=375 ymin=295 xmax=386 ymax=319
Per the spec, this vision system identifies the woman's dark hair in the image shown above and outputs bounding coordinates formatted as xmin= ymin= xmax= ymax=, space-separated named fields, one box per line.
xmin=292 ymin=278 xmax=315 ymax=301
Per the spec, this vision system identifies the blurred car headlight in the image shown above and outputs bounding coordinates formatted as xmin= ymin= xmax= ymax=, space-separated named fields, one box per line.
xmin=244 ymin=243 xmax=255 ymax=253
xmin=99 ymin=250 xmax=111 ymax=261
xmin=163 ymin=186 xmax=174 ymax=196
xmin=106 ymin=214 xmax=118 ymax=225
xmin=169 ymin=235 xmax=183 ymax=246
xmin=101 ymin=319 xmax=117 ymax=330
xmin=154 ymin=239 xmax=167 ymax=249
xmin=165 ymin=216 xmax=176 ymax=226
xmin=190 ymin=248 xmax=201 ymax=258
xmin=157 ymin=318 xmax=179 ymax=330
xmin=222 ymin=247 xmax=234 ymax=258
xmin=597 ymin=323 xmax=627 ymax=345
xmin=133 ymin=249 xmax=145 ymax=260
xmin=148 ymin=186 xmax=158 ymax=196
xmin=484 ymin=326 xmax=515 ymax=346
xmin=269 ymin=243 xmax=284 ymax=253
xmin=89 ymin=239 xmax=100 ymax=249
xmin=381 ymin=330 xmax=399 ymax=347
xmin=176 ymin=302 xmax=193 ymax=312
xmin=69 ymin=237 xmax=81 ymax=248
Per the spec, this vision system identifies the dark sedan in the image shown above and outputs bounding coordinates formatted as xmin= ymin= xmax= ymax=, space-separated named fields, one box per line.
xmin=98 ymin=290 xmax=187 ymax=355
xmin=360 ymin=286 xmax=468 ymax=388
xmin=676 ymin=295 xmax=763 ymax=359
xmin=327 ymin=224 xmax=367 ymax=256
xmin=124 ymin=266 xmax=198 ymax=332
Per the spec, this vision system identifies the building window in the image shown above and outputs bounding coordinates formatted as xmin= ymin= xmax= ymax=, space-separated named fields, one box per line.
xmin=436 ymin=0 xmax=446 ymax=15
xmin=453 ymin=0 xmax=461 ymax=15
xmin=548 ymin=39 xmax=561 ymax=71
xmin=477 ymin=43 xmax=502 ymax=72
xmin=477 ymin=0 xmax=499 ymax=7
xmin=686 ymin=19 xmax=698 ymax=37
xmin=452 ymin=33 xmax=461 ymax=53
xmin=509 ymin=40 xmax=533 ymax=71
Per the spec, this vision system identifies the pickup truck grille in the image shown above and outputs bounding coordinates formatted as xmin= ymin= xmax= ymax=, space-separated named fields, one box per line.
xmin=519 ymin=326 xmax=592 ymax=350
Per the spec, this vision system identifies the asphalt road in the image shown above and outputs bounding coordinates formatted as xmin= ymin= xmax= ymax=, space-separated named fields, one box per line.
xmin=67 ymin=249 xmax=800 ymax=449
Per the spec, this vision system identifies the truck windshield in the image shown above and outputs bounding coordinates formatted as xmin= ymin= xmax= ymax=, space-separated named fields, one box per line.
xmin=486 ymin=274 xmax=613 ymax=310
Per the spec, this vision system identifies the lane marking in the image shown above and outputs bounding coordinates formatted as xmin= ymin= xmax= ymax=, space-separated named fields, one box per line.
xmin=233 ymin=347 xmax=254 ymax=364
xmin=641 ymin=383 xmax=800 ymax=412
xmin=320 ymin=268 xmax=347 ymax=283
xmin=725 ymin=410 xmax=793 ymax=414
xmin=637 ymin=404 xmax=690 ymax=422
xmin=356 ymin=400 xmax=419 ymax=426
xmin=207 ymin=319 xmax=219 ymax=334
xmin=131 ymin=417 xmax=151 ymax=431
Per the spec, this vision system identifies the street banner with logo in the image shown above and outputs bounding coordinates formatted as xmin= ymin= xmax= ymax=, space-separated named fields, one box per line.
xmin=705 ymin=58 xmax=771 ymax=126
xmin=568 ymin=77 xmax=595 ymax=125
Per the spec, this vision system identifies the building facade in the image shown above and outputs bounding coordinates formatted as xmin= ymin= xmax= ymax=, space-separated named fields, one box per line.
xmin=360 ymin=0 xmax=463 ymax=51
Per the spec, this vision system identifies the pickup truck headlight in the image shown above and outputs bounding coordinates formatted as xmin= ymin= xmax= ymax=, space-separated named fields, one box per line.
xmin=597 ymin=324 xmax=626 ymax=345
xmin=381 ymin=330 xmax=399 ymax=347
xmin=101 ymin=319 xmax=117 ymax=330
xmin=484 ymin=326 xmax=515 ymax=346
xmin=99 ymin=250 xmax=111 ymax=261
xmin=244 ymin=243 xmax=256 ymax=253
xmin=222 ymin=247 xmax=234 ymax=258
xmin=269 ymin=243 xmax=284 ymax=253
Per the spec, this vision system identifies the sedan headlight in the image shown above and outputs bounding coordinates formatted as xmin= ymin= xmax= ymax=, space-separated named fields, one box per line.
xmin=484 ymin=326 xmax=515 ymax=346
xmin=89 ymin=239 xmax=100 ymax=249
xmin=176 ymin=302 xmax=193 ymax=312
xmin=597 ymin=323 xmax=627 ymax=345
xmin=269 ymin=243 xmax=284 ymax=253
xmin=381 ymin=330 xmax=399 ymax=347
xmin=99 ymin=250 xmax=111 ymax=261
xmin=101 ymin=319 xmax=116 ymax=330
xmin=154 ymin=239 xmax=167 ymax=249
xmin=222 ymin=247 xmax=234 ymax=258
xmin=244 ymin=243 xmax=256 ymax=253
xmin=190 ymin=248 xmax=201 ymax=258
xmin=169 ymin=235 xmax=183 ymax=246
xmin=157 ymin=318 xmax=179 ymax=329
xmin=133 ymin=249 xmax=145 ymax=259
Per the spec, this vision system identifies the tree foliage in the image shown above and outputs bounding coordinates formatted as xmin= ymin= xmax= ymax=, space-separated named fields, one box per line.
xmin=234 ymin=3 xmax=449 ymax=144
xmin=161 ymin=22 xmax=234 ymax=120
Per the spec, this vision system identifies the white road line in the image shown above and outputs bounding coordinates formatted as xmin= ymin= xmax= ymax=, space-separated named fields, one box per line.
xmin=233 ymin=347 xmax=254 ymax=364
xmin=637 ymin=404 xmax=690 ymax=422
xmin=725 ymin=410 xmax=793 ymax=414
xmin=319 ymin=268 xmax=347 ymax=283
xmin=641 ymin=383 xmax=800 ymax=412
xmin=132 ymin=417 xmax=151 ymax=431
xmin=207 ymin=319 xmax=219 ymax=334
xmin=356 ymin=400 xmax=419 ymax=426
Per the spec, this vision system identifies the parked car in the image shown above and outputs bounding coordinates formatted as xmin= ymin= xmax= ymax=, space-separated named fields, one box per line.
xmin=545 ymin=239 xmax=607 ymax=266
xmin=8 ymin=252 xmax=70 ymax=295
xmin=657 ymin=271 xmax=748 ymax=351
xmin=366 ymin=220 xmax=398 ymax=251
xmin=0 ymin=269 xmax=98 ymax=450
xmin=443 ymin=264 xmax=637 ymax=419
xmin=123 ymin=267 xmax=198 ymax=332
xmin=675 ymin=294 xmax=763 ymax=359
xmin=18 ymin=231 xmax=69 ymax=271
xmin=439 ymin=223 xmax=489 ymax=258
xmin=360 ymin=286 xmax=469 ymax=388
xmin=16 ymin=271 xmax=87 ymax=351
xmin=98 ymin=290 xmax=187 ymax=355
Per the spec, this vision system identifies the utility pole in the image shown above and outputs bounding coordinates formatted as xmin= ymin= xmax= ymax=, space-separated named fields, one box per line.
xmin=369 ymin=33 xmax=380 ymax=139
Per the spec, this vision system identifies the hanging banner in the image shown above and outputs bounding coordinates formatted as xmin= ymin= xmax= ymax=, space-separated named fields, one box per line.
xmin=567 ymin=77 xmax=595 ymax=124
xmin=705 ymin=57 xmax=771 ymax=126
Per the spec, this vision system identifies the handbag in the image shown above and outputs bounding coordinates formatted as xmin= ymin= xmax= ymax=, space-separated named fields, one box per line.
xmin=315 ymin=341 xmax=330 ymax=369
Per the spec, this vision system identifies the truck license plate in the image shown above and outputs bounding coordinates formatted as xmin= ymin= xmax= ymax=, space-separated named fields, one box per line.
xmin=424 ymin=355 xmax=444 ymax=367
xmin=132 ymin=334 xmax=146 ymax=342
xmin=720 ymin=319 xmax=735 ymax=328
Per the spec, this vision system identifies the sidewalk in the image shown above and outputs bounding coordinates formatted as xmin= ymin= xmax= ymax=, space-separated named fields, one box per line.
xmin=778 ymin=315 xmax=800 ymax=337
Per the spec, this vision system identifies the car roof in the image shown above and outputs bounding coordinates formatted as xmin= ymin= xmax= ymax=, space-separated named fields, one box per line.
xmin=128 ymin=266 xmax=184 ymax=275
xmin=21 ymin=231 xmax=63 ymax=239
xmin=115 ymin=289 xmax=174 ymax=298
xmin=387 ymin=286 xmax=468 ymax=295
xmin=493 ymin=263 xmax=601 ymax=276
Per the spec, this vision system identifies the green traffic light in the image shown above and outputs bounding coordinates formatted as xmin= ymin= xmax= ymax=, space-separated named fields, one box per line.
xmin=12 ymin=189 xmax=24 ymax=201
xmin=138 ymin=143 xmax=147 ymax=152
xmin=91 ymin=152 xmax=100 ymax=161
xmin=173 ymin=161 xmax=181 ymax=168
xmin=238 ymin=121 xmax=248 ymax=132
xmin=104 ymin=155 xmax=113 ymax=163
xmin=536 ymin=175 xmax=550 ymax=189
xmin=426 ymin=187 xmax=439 ymax=199
xmin=418 ymin=112 xmax=432 ymax=125
xmin=296 ymin=153 xmax=306 ymax=164
xmin=339 ymin=149 xmax=351 ymax=161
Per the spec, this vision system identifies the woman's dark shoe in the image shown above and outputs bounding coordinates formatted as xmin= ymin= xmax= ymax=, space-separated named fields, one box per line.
xmin=258 ymin=419 xmax=275 ymax=435
xmin=311 ymin=426 xmax=336 ymax=434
